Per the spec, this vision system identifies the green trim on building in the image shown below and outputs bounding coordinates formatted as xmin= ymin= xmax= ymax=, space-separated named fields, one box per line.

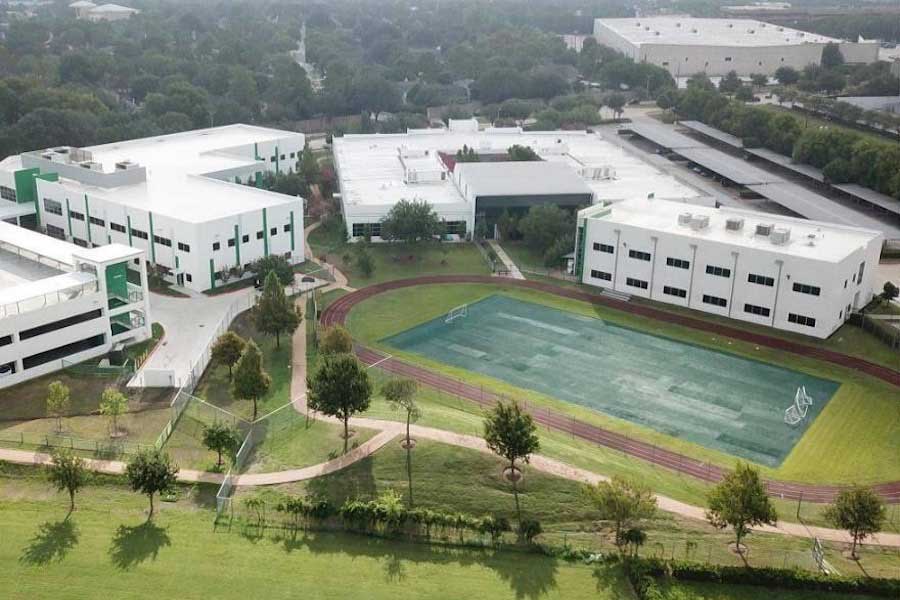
xmin=65 ymin=198 xmax=73 ymax=237
xmin=105 ymin=261 xmax=128 ymax=303
xmin=274 ymin=145 xmax=279 ymax=174
xmin=234 ymin=223 xmax=240 ymax=265
xmin=126 ymin=215 xmax=133 ymax=246
xmin=148 ymin=212 xmax=156 ymax=263
xmin=576 ymin=224 xmax=586 ymax=280
xmin=255 ymin=171 xmax=263 ymax=188
xmin=253 ymin=142 xmax=260 ymax=161
xmin=83 ymin=194 xmax=92 ymax=244
xmin=175 ymin=255 xmax=179 ymax=269
xmin=209 ymin=259 xmax=216 ymax=289
xmin=289 ymin=210 xmax=295 ymax=251
xmin=262 ymin=208 xmax=269 ymax=257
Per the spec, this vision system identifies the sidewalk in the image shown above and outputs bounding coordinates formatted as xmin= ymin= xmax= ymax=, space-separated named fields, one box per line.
xmin=488 ymin=240 xmax=525 ymax=280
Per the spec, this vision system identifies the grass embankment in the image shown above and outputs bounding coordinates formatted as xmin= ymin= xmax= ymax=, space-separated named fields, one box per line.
xmin=758 ymin=104 xmax=896 ymax=146
xmin=345 ymin=283 xmax=900 ymax=486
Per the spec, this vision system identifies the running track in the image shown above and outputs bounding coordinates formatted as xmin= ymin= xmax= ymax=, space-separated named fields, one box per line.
xmin=320 ymin=275 xmax=900 ymax=503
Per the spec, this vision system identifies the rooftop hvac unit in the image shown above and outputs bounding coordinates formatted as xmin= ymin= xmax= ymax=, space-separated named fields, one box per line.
xmin=79 ymin=161 xmax=102 ymax=171
xmin=115 ymin=160 xmax=138 ymax=171
xmin=725 ymin=217 xmax=744 ymax=231
xmin=690 ymin=215 xmax=710 ymax=230
xmin=770 ymin=227 xmax=791 ymax=245
xmin=678 ymin=212 xmax=693 ymax=226
xmin=777 ymin=26 xmax=784 ymax=31
xmin=756 ymin=223 xmax=774 ymax=236
xmin=748 ymin=29 xmax=755 ymax=34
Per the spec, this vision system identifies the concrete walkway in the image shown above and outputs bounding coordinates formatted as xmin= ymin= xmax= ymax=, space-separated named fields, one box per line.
xmin=488 ymin=240 xmax=525 ymax=280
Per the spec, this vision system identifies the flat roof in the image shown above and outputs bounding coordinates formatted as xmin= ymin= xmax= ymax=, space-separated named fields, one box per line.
xmin=626 ymin=121 xmax=704 ymax=150
xmin=833 ymin=184 xmax=900 ymax=216
xmin=679 ymin=120 xmax=744 ymax=148
xmin=334 ymin=126 xmax=701 ymax=215
xmin=584 ymin=197 xmax=883 ymax=262
xmin=744 ymin=147 xmax=826 ymax=182
xmin=0 ymin=271 xmax=95 ymax=307
xmin=596 ymin=17 xmax=846 ymax=47
xmin=677 ymin=147 xmax=781 ymax=185
xmin=456 ymin=162 xmax=592 ymax=197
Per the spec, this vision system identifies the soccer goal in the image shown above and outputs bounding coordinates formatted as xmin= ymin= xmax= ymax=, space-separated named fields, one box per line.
xmin=784 ymin=386 xmax=814 ymax=426
xmin=445 ymin=304 xmax=468 ymax=324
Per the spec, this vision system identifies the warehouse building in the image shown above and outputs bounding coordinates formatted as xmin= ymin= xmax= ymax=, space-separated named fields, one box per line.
xmin=593 ymin=17 xmax=878 ymax=77
xmin=332 ymin=119 xmax=701 ymax=241
xmin=0 ymin=125 xmax=306 ymax=293
xmin=0 ymin=221 xmax=152 ymax=388
xmin=574 ymin=198 xmax=883 ymax=339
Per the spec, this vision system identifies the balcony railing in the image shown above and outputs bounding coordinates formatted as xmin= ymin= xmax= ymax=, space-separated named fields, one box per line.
xmin=0 ymin=280 xmax=99 ymax=319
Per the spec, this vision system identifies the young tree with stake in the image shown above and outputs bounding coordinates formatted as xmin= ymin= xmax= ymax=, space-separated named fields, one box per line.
xmin=706 ymin=462 xmax=777 ymax=555
xmin=483 ymin=401 xmax=540 ymax=525
xmin=231 ymin=340 xmax=271 ymax=421
xmin=211 ymin=331 xmax=246 ymax=378
xmin=46 ymin=380 xmax=71 ymax=433
xmin=307 ymin=353 xmax=372 ymax=452
xmin=825 ymin=486 xmax=886 ymax=560
xmin=381 ymin=378 xmax=420 ymax=448
xmin=99 ymin=387 xmax=128 ymax=438
xmin=202 ymin=421 xmax=243 ymax=470
xmin=583 ymin=476 xmax=657 ymax=550
xmin=49 ymin=449 xmax=88 ymax=512
xmin=125 ymin=449 xmax=179 ymax=517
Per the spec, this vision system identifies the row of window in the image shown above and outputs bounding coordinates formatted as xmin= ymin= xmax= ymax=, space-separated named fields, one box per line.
xmin=788 ymin=313 xmax=816 ymax=328
xmin=1 ymin=185 xmax=16 ymax=201
xmin=628 ymin=249 xmax=651 ymax=262
xmin=44 ymin=199 xmax=62 ymax=216
xmin=792 ymin=282 xmax=820 ymax=296
xmin=702 ymin=294 xmax=727 ymax=308
xmin=706 ymin=265 xmax=731 ymax=278
xmin=748 ymin=273 xmax=774 ymax=287
xmin=213 ymin=225 xmax=291 ymax=251
xmin=352 ymin=223 xmax=383 ymax=237
xmin=593 ymin=242 xmax=614 ymax=254
xmin=663 ymin=285 xmax=686 ymax=298
xmin=626 ymin=277 xmax=648 ymax=290
xmin=744 ymin=303 xmax=770 ymax=317
xmin=666 ymin=257 xmax=689 ymax=270
xmin=590 ymin=269 xmax=611 ymax=281
xmin=269 ymin=151 xmax=297 ymax=162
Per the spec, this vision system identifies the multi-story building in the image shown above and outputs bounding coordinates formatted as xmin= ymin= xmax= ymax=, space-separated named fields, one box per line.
xmin=0 ymin=220 xmax=152 ymax=388
xmin=593 ymin=17 xmax=878 ymax=78
xmin=0 ymin=124 xmax=306 ymax=293
xmin=574 ymin=198 xmax=883 ymax=339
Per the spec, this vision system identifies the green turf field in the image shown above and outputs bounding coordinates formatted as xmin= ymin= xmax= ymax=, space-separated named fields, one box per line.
xmin=385 ymin=295 xmax=840 ymax=467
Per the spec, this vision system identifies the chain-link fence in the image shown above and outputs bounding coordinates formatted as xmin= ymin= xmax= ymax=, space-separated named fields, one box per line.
xmin=0 ymin=429 xmax=155 ymax=458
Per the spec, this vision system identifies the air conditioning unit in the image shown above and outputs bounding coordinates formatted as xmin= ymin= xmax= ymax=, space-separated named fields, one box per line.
xmin=756 ymin=223 xmax=773 ymax=236
xmin=678 ymin=212 xmax=693 ymax=226
xmin=690 ymin=215 xmax=710 ymax=230
xmin=725 ymin=217 xmax=744 ymax=231
xmin=770 ymin=227 xmax=791 ymax=245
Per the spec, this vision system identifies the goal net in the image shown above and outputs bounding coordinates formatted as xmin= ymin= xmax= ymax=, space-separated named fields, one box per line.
xmin=445 ymin=304 xmax=468 ymax=324
xmin=784 ymin=386 xmax=813 ymax=426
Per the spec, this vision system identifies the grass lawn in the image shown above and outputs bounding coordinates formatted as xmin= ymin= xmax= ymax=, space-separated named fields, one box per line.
xmin=651 ymin=580 xmax=881 ymax=600
xmin=758 ymin=104 xmax=895 ymax=146
xmin=0 ymin=464 xmax=618 ymax=600
xmin=346 ymin=283 xmax=900 ymax=485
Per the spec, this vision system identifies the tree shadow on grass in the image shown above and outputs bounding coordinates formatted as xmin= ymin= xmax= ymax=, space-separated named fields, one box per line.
xmin=108 ymin=520 xmax=172 ymax=570
xmin=20 ymin=517 xmax=79 ymax=565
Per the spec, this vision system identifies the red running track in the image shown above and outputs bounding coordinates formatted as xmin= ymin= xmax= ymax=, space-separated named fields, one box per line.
xmin=320 ymin=275 xmax=900 ymax=503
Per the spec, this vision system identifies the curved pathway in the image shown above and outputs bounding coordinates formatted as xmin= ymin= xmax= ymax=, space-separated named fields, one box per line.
xmin=319 ymin=274 xmax=900 ymax=503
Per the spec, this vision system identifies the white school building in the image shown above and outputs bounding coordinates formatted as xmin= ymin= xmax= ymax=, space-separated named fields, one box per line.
xmin=0 ymin=125 xmax=306 ymax=293
xmin=575 ymin=198 xmax=883 ymax=338
xmin=0 ymin=221 xmax=152 ymax=388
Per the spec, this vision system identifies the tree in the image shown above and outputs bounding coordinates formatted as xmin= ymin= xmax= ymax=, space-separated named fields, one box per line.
xmin=517 ymin=204 xmax=574 ymax=256
xmin=99 ymin=387 xmax=128 ymax=438
xmin=307 ymin=354 xmax=372 ymax=452
xmin=774 ymin=66 xmax=800 ymax=85
xmin=46 ymin=380 xmax=71 ymax=433
xmin=455 ymin=144 xmax=480 ymax=163
xmin=255 ymin=271 xmax=300 ymax=349
xmin=381 ymin=378 xmax=419 ymax=448
xmin=656 ymin=88 xmax=679 ymax=114
xmin=202 ymin=421 xmax=242 ymax=470
xmin=719 ymin=71 xmax=742 ymax=94
xmin=298 ymin=143 xmax=319 ymax=185
xmin=49 ymin=449 xmax=88 ymax=512
xmin=821 ymin=43 xmax=845 ymax=69
xmin=380 ymin=199 xmax=443 ymax=244
xmin=319 ymin=324 xmax=353 ymax=355
xmin=506 ymin=144 xmax=541 ymax=161
xmin=706 ymin=462 xmax=777 ymax=554
xmin=125 ymin=449 xmax=179 ymax=517
xmin=483 ymin=401 xmax=540 ymax=524
xmin=735 ymin=86 xmax=755 ymax=102
xmin=211 ymin=331 xmax=246 ymax=378
xmin=232 ymin=340 xmax=271 ymax=421
xmin=880 ymin=281 xmax=898 ymax=304
xmin=355 ymin=244 xmax=375 ymax=278
xmin=250 ymin=254 xmax=293 ymax=286
xmin=605 ymin=93 xmax=626 ymax=120
xmin=824 ymin=486 xmax=886 ymax=559
xmin=750 ymin=73 xmax=768 ymax=89
xmin=583 ymin=477 xmax=657 ymax=550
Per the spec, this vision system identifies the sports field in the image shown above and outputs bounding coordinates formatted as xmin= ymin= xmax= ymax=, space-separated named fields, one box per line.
xmin=385 ymin=295 xmax=841 ymax=467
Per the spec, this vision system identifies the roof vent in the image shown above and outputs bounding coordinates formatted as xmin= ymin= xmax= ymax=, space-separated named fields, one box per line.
xmin=725 ymin=217 xmax=744 ymax=231
xmin=748 ymin=29 xmax=755 ymax=34
xmin=756 ymin=223 xmax=773 ymax=236
xmin=675 ymin=22 xmax=681 ymax=27
xmin=777 ymin=26 xmax=784 ymax=31
xmin=691 ymin=28 xmax=698 ymax=33
xmin=678 ymin=212 xmax=693 ymax=226
xmin=770 ymin=227 xmax=791 ymax=245
xmin=727 ymin=23 xmax=733 ymax=28
xmin=690 ymin=215 xmax=710 ymax=230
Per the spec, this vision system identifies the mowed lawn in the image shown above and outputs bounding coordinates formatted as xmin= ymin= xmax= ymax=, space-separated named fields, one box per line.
xmin=345 ymin=283 xmax=900 ymax=485
xmin=651 ymin=581 xmax=880 ymax=600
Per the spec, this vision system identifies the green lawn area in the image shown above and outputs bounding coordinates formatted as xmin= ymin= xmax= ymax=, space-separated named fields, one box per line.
xmin=345 ymin=283 xmax=900 ymax=485
xmin=651 ymin=580 xmax=880 ymax=600
xmin=758 ymin=104 xmax=895 ymax=146
xmin=0 ymin=463 xmax=619 ymax=600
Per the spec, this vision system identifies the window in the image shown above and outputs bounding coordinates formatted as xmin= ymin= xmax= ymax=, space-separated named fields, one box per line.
xmin=227 ymin=238 xmax=235 ymax=248
xmin=212 ymin=242 xmax=221 ymax=251
xmin=594 ymin=243 xmax=614 ymax=254
xmin=69 ymin=210 xmax=85 ymax=221
xmin=19 ymin=309 xmax=102 ymax=341
xmin=662 ymin=61 xmax=669 ymax=67
xmin=73 ymin=238 xmax=88 ymax=247
xmin=788 ymin=313 xmax=816 ymax=328
xmin=0 ymin=335 xmax=11 ymax=347
xmin=748 ymin=273 xmax=774 ymax=287
xmin=666 ymin=257 xmax=690 ymax=269
xmin=626 ymin=277 xmax=648 ymax=290
xmin=177 ymin=242 xmax=190 ymax=252
xmin=744 ymin=303 xmax=771 ymax=317
xmin=590 ymin=270 xmax=612 ymax=281
xmin=290 ymin=152 xmax=296 ymax=159
xmin=702 ymin=294 xmax=727 ymax=308
xmin=254 ymin=230 xmax=262 ymax=240
xmin=46 ymin=224 xmax=65 ymax=239
xmin=185 ymin=274 xmax=192 ymax=283
xmin=23 ymin=334 xmax=105 ymax=370
xmin=351 ymin=223 xmax=382 ymax=237
xmin=725 ymin=56 xmax=733 ymax=62
xmin=628 ymin=250 xmax=651 ymax=261
xmin=89 ymin=216 xmax=105 ymax=227
xmin=0 ymin=186 xmax=16 ymax=201
xmin=43 ymin=199 xmax=63 ymax=216
xmin=792 ymin=282 xmax=820 ymax=296
xmin=242 ymin=234 xmax=249 ymax=243
xmin=284 ymin=224 xmax=292 ymax=233
xmin=280 ymin=154 xmax=286 ymax=161
xmin=857 ymin=261 xmax=865 ymax=284
xmin=663 ymin=285 xmax=687 ymax=298
xmin=706 ymin=265 xmax=731 ymax=278
xmin=270 ymin=155 xmax=276 ymax=162
xmin=131 ymin=228 xmax=148 ymax=240
xmin=444 ymin=221 xmax=466 ymax=235
xmin=110 ymin=222 xmax=126 ymax=233
xmin=270 ymin=227 xmax=277 ymax=236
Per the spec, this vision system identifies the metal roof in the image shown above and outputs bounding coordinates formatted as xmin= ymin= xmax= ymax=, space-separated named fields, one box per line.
xmin=679 ymin=121 xmax=744 ymax=148
xmin=744 ymin=147 xmax=826 ymax=183
xmin=833 ymin=184 xmax=900 ymax=217
xmin=456 ymin=162 xmax=592 ymax=197
xmin=626 ymin=121 xmax=704 ymax=150
xmin=677 ymin=147 xmax=781 ymax=185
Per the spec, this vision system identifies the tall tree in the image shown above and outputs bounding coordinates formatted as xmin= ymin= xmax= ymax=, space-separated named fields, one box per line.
xmin=211 ymin=331 xmax=246 ymax=378
xmin=125 ymin=449 xmax=179 ymax=517
xmin=251 ymin=255 xmax=293 ymax=286
xmin=381 ymin=378 xmax=420 ymax=448
xmin=379 ymin=199 xmax=442 ymax=244
xmin=483 ymin=401 xmax=540 ymax=524
xmin=49 ymin=449 xmax=88 ymax=512
xmin=880 ymin=281 xmax=898 ymax=304
xmin=319 ymin=324 xmax=353 ymax=356
xmin=507 ymin=144 xmax=541 ymax=161
xmin=706 ymin=462 xmax=777 ymax=554
xmin=231 ymin=340 xmax=271 ymax=421
xmin=821 ymin=43 xmax=845 ymax=69
xmin=46 ymin=380 xmax=71 ymax=433
xmin=202 ymin=421 xmax=243 ymax=470
xmin=255 ymin=271 xmax=301 ymax=349
xmin=605 ymin=92 xmax=626 ymax=120
xmin=583 ymin=477 xmax=657 ymax=550
xmin=307 ymin=353 xmax=372 ymax=452
xmin=825 ymin=486 xmax=886 ymax=559
xmin=99 ymin=387 xmax=128 ymax=438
